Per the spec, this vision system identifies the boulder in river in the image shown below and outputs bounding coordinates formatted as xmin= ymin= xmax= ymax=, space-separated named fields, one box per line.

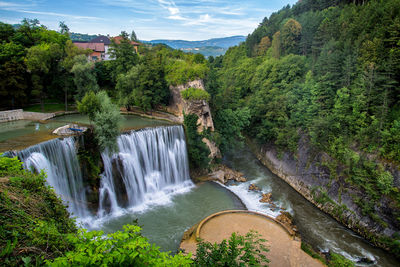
xmin=248 ymin=184 xmax=261 ymax=191
xmin=259 ymin=193 xmax=272 ymax=203
xmin=207 ymin=165 xmax=247 ymax=184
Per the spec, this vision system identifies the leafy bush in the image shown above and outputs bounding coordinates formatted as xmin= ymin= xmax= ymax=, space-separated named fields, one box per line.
xmin=0 ymin=155 xmax=23 ymax=175
xmin=165 ymin=59 xmax=209 ymax=85
xmin=193 ymin=231 xmax=269 ymax=266
xmin=181 ymin=87 xmax=211 ymax=101
xmin=77 ymin=91 xmax=123 ymax=152
xmin=0 ymin=155 xmax=76 ymax=266
xmin=183 ymin=113 xmax=210 ymax=169
xmin=48 ymin=224 xmax=192 ymax=267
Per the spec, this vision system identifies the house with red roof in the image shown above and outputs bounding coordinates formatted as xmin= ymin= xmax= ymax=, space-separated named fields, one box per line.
xmin=72 ymin=35 xmax=140 ymax=61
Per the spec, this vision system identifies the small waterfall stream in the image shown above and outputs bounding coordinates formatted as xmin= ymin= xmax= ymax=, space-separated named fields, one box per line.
xmin=98 ymin=126 xmax=193 ymax=216
xmin=18 ymin=137 xmax=89 ymax=218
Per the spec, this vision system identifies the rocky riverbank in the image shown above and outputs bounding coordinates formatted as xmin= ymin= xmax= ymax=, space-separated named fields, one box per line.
xmin=247 ymin=136 xmax=400 ymax=256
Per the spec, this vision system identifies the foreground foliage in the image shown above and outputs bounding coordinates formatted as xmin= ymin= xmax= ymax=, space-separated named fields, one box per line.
xmin=48 ymin=225 xmax=192 ymax=267
xmin=193 ymin=231 xmax=269 ymax=267
xmin=0 ymin=155 xmax=76 ymax=266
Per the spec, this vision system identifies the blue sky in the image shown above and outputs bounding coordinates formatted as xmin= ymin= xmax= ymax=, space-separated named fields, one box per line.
xmin=0 ymin=0 xmax=298 ymax=40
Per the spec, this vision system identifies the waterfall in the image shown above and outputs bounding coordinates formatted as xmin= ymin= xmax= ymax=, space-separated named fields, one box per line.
xmin=97 ymin=125 xmax=193 ymax=216
xmin=18 ymin=137 xmax=89 ymax=218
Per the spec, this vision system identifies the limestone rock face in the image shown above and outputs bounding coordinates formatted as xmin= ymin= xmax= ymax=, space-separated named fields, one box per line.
xmin=167 ymin=80 xmax=204 ymax=117
xmin=168 ymin=79 xmax=214 ymax=131
xmin=202 ymin=138 xmax=221 ymax=159
xmin=168 ymin=79 xmax=219 ymax=159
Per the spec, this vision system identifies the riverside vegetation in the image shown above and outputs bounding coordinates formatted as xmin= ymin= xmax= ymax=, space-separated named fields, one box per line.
xmin=204 ymin=0 xmax=400 ymax=256
xmin=1 ymin=0 xmax=400 ymax=264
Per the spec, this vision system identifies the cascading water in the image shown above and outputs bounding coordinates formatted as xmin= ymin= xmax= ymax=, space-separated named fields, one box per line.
xmin=18 ymin=137 xmax=89 ymax=218
xmin=97 ymin=125 xmax=193 ymax=217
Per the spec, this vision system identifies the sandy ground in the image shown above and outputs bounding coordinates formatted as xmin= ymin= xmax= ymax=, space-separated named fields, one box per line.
xmin=180 ymin=212 xmax=324 ymax=267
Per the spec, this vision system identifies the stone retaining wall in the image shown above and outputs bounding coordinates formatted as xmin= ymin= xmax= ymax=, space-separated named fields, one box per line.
xmin=22 ymin=111 xmax=55 ymax=121
xmin=0 ymin=109 xmax=24 ymax=122
xmin=0 ymin=109 xmax=55 ymax=122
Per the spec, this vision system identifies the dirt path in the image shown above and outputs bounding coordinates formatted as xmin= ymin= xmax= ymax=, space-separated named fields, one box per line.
xmin=180 ymin=211 xmax=324 ymax=267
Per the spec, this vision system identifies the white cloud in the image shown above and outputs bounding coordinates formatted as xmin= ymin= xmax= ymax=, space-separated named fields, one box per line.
xmin=167 ymin=15 xmax=187 ymax=21
xmin=168 ymin=7 xmax=179 ymax=15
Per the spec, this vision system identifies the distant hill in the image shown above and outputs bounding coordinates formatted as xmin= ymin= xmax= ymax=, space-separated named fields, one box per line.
xmin=144 ymin=36 xmax=246 ymax=49
xmin=143 ymin=36 xmax=246 ymax=57
xmin=70 ymin=32 xmax=99 ymax=42
xmin=68 ymin=33 xmax=245 ymax=57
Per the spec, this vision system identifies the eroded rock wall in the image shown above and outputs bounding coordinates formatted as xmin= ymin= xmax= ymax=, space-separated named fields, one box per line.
xmin=248 ymin=136 xmax=400 ymax=252
xmin=168 ymin=79 xmax=219 ymax=159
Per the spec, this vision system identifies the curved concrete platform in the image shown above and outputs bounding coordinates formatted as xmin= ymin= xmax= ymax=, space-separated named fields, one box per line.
xmin=180 ymin=210 xmax=324 ymax=267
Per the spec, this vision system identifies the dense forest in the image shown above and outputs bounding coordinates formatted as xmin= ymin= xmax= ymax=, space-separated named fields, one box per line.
xmin=205 ymin=0 xmax=400 ymax=254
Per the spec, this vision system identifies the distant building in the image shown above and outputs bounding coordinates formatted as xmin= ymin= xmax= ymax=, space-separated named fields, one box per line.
xmin=72 ymin=35 xmax=140 ymax=61
xmin=90 ymin=35 xmax=112 ymax=60
xmin=73 ymin=42 xmax=105 ymax=61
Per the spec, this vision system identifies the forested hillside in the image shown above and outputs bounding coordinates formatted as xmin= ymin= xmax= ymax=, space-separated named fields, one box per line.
xmin=206 ymin=0 xmax=400 ymax=254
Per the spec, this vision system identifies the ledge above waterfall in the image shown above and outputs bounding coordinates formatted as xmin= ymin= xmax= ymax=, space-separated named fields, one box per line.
xmin=53 ymin=124 xmax=88 ymax=136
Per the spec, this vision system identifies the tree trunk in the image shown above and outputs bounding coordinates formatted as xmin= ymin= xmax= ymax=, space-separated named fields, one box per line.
xmin=65 ymin=88 xmax=68 ymax=112
xmin=41 ymin=92 xmax=44 ymax=113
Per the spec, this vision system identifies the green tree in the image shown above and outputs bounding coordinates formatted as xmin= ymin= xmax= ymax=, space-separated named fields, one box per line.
xmin=183 ymin=113 xmax=210 ymax=169
xmin=116 ymin=54 xmax=169 ymax=111
xmin=130 ymin=30 xmax=138 ymax=41
xmin=214 ymin=108 xmax=251 ymax=153
xmin=71 ymin=55 xmax=99 ymax=100
xmin=77 ymin=91 xmax=101 ymax=122
xmin=256 ymin=36 xmax=271 ymax=56
xmin=281 ymin=19 xmax=302 ymax=55
xmin=78 ymin=91 xmax=122 ymax=152
xmin=25 ymin=42 xmax=62 ymax=111
xmin=271 ymin=31 xmax=281 ymax=58
xmin=60 ymin=40 xmax=91 ymax=110
xmin=93 ymin=92 xmax=123 ymax=152
xmin=109 ymin=32 xmax=138 ymax=81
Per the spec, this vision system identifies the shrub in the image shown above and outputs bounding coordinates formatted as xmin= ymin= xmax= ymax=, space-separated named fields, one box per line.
xmin=181 ymin=87 xmax=211 ymax=102
xmin=183 ymin=113 xmax=210 ymax=169
xmin=48 ymin=225 xmax=192 ymax=267
xmin=193 ymin=231 xmax=269 ymax=266
xmin=0 ymin=155 xmax=76 ymax=266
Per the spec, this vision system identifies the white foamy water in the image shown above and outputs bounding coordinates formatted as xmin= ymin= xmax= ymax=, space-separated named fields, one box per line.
xmin=93 ymin=126 xmax=194 ymax=226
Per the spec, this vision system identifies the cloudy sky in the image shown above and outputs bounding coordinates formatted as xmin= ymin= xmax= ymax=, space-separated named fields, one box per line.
xmin=0 ymin=0 xmax=298 ymax=40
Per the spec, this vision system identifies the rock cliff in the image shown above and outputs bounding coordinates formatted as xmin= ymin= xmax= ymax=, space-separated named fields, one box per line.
xmin=168 ymin=79 xmax=220 ymax=159
xmin=248 ymin=136 xmax=400 ymax=254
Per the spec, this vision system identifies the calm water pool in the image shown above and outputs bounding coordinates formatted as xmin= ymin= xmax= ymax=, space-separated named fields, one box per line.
xmin=0 ymin=114 xmax=172 ymax=152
